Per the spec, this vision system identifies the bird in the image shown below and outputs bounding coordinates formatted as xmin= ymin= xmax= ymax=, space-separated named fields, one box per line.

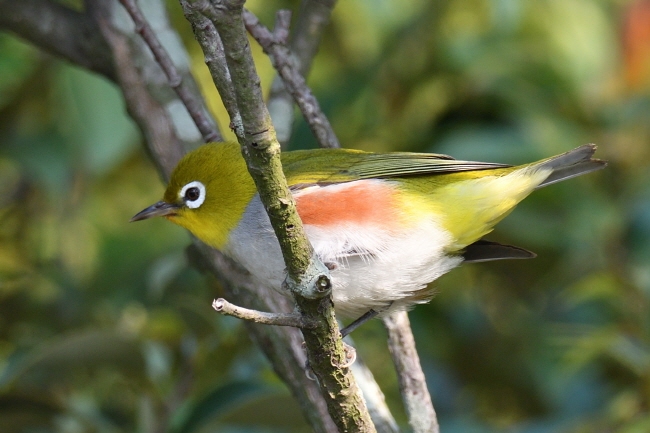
xmin=131 ymin=142 xmax=606 ymax=320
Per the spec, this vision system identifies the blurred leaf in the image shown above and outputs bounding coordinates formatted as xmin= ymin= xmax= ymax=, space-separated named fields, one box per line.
xmin=619 ymin=415 xmax=650 ymax=433
xmin=557 ymin=326 xmax=618 ymax=371
xmin=0 ymin=393 xmax=63 ymax=433
xmin=171 ymin=381 xmax=277 ymax=433
xmin=216 ymin=392 xmax=310 ymax=432
xmin=561 ymin=272 xmax=621 ymax=306
xmin=142 ymin=339 xmax=173 ymax=383
xmin=0 ymin=35 xmax=40 ymax=109
xmin=607 ymin=335 xmax=650 ymax=377
xmin=1 ymin=330 xmax=146 ymax=388
xmin=54 ymin=64 xmax=139 ymax=175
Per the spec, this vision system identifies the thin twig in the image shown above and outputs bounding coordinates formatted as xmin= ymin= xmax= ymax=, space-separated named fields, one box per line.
xmin=192 ymin=244 xmax=338 ymax=433
xmin=212 ymin=298 xmax=315 ymax=328
xmin=118 ymin=0 xmax=221 ymax=142
xmin=383 ymin=310 xmax=439 ymax=433
xmin=267 ymin=0 xmax=338 ymax=146
xmin=290 ymin=0 xmax=338 ymax=77
xmin=89 ymin=0 xmax=185 ymax=177
xmin=272 ymin=9 xmax=291 ymax=45
xmin=243 ymin=9 xmax=340 ymax=149
xmin=179 ymin=0 xmax=243 ymax=137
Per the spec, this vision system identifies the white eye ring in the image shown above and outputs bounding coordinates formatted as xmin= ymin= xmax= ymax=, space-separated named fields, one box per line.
xmin=180 ymin=181 xmax=206 ymax=209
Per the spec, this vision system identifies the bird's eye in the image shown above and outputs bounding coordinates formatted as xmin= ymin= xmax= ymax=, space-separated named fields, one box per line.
xmin=185 ymin=187 xmax=200 ymax=201
xmin=180 ymin=181 xmax=206 ymax=209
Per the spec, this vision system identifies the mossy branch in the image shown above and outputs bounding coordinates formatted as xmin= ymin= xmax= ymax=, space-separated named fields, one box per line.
xmin=182 ymin=0 xmax=375 ymax=430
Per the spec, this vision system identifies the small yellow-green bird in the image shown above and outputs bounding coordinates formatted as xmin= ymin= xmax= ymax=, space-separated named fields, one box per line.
xmin=132 ymin=143 xmax=605 ymax=318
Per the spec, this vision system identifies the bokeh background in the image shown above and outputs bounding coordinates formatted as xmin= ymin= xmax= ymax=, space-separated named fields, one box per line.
xmin=1 ymin=0 xmax=649 ymax=431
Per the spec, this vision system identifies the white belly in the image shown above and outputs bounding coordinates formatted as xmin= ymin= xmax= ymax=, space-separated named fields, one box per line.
xmin=225 ymin=194 xmax=462 ymax=318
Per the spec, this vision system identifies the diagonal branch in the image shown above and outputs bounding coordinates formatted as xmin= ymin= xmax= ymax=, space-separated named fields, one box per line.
xmin=243 ymin=9 xmax=339 ymax=149
xmin=267 ymin=0 xmax=338 ymax=146
xmin=118 ymin=0 xmax=221 ymax=142
xmin=88 ymin=0 xmax=338 ymax=430
xmin=181 ymin=0 xmax=374 ymax=430
xmin=204 ymin=0 xmax=322 ymax=286
xmin=0 ymin=0 xmax=115 ymax=81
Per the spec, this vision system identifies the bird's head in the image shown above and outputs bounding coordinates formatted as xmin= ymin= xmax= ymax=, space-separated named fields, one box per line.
xmin=131 ymin=142 xmax=256 ymax=249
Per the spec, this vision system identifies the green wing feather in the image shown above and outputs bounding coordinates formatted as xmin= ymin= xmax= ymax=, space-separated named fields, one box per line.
xmin=281 ymin=148 xmax=510 ymax=186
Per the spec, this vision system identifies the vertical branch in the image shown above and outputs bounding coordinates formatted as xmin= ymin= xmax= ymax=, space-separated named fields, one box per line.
xmin=384 ymin=311 xmax=439 ymax=433
xmin=181 ymin=0 xmax=375 ymax=430
xmin=86 ymin=0 xmax=338 ymax=431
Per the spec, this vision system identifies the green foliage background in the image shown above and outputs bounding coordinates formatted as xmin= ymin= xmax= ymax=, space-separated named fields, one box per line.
xmin=1 ymin=0 xmax=649 ymax=431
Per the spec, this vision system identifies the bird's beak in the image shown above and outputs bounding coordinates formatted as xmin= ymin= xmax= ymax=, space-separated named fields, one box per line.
xmin=130 ymin=201 xmax=179 ymax=222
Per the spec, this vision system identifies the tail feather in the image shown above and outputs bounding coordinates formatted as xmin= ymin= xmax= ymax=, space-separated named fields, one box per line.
xmin=535 ymin=144 xmax=607 ymax=189
xmin=462 ymin=240 xmax=536 ymax=263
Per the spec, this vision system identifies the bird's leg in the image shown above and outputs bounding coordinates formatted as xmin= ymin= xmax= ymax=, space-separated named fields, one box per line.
xmin=340 ymin=309 xmax=380 ymax=338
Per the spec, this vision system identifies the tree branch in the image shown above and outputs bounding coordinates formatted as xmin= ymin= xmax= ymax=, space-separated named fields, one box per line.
xmin=86 ymin=1 xmax=338 ymax=430
xmin=384 ymin=310 xmax=439 ymax=433
xmin=4 ymin=0 xmax=356 ymax=430
xmin=180 ymin=2 xmax=399 ymax=430
xmin=350 ymin=357 xmax=400 ymax=433
xmin=0 ymin=0 xmax=115 ymax=81
xmin=243 ymin=9 xmax=339 ymax=149
xmin=191 ymin=243 xmax=338 ymax=432
xmin=181 ymin=0 xmax=374 ymax=430
xmin=88 ymin=0 xmax=186 ymax=177
xmin=118 ymin=0 xmax=221 ymax=142
xmin=267 ymin=0 xmax=338 ymax=146
xmin=204 ymin=0 xmax=329 ymax=294
xmin=212 ymin=297 xmax=315 ymax=329
xmin=179 ymin=1 xmax=242 ymax=135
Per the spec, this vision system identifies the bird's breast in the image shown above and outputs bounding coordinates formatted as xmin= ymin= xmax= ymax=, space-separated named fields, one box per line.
xmin=224 ymin=179 xmax=460 ymax=317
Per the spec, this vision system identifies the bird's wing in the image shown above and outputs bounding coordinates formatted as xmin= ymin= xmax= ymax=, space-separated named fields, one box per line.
xmin=282 ymin=149 xmax=511 ymax=187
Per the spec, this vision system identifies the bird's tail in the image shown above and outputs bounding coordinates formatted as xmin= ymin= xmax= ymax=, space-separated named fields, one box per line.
xmin=533 ymin=144 xmax=607 ymax=189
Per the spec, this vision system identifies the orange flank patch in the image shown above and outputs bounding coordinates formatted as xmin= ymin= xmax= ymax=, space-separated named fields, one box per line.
xmin=295 ymin=180 xmax=400 ymax=228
